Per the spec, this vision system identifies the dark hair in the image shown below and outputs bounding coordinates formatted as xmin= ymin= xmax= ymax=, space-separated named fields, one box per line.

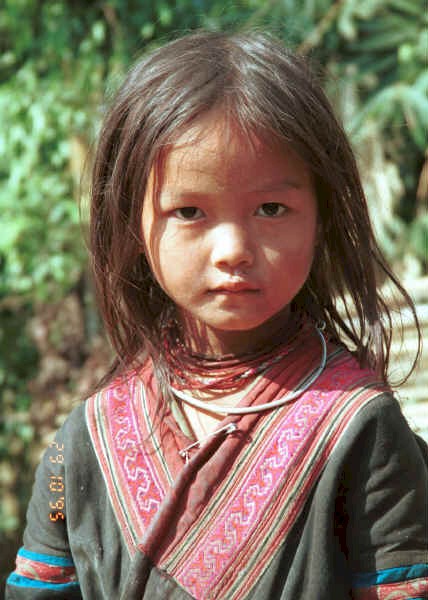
xmin=90 ymin=29 xmax=420 ymax=391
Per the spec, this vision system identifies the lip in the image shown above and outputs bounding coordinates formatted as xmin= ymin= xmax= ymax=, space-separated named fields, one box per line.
xmin=210 ymin=282 xmax=260 ymax=293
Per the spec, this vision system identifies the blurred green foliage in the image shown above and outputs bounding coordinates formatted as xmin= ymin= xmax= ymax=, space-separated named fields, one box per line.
xmin=0 ymin=0 xmax=426 ymax=561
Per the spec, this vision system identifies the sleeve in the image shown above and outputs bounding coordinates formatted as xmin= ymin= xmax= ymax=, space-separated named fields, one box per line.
xmin=5 ymin=422 xmax=82 ymax=599
xmin=338 ymin=396 xmax=428 ymax=600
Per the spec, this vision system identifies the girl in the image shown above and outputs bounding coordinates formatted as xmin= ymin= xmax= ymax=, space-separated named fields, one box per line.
xmin=6 ymin=31 xmax=428 ymax=600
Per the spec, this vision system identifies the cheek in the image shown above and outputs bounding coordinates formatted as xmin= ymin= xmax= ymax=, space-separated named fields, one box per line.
xmin=274 ymin=227 xmax=316 ymax=267
xmin=296 ymin=239 xmax=317 ymax=279
xmin=144 ymin=225 xmax=179 ymax=285
xmin=282 ymin=250 xmax=314 ymax=281
xmin=270 ymin=232 xmax=316 ymax=293
xmin=155 ymin=238 xmax=197 ymax=295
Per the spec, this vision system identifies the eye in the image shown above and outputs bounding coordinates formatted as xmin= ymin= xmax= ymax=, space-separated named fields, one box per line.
xmin=173 ymin=206 xmax=204 ymax=220
xmin=255 ymin=202 xmax=288 ymax=217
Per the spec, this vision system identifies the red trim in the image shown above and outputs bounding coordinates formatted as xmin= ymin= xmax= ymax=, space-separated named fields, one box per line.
xmin=15 ymin=555 xmax=77 ymax=584
xmin=352 ymin=577 xmax=428 ymax=599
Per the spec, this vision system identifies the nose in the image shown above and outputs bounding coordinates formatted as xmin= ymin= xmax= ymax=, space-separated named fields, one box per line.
xmin=210 ymin=223 xmax=254 ymax=270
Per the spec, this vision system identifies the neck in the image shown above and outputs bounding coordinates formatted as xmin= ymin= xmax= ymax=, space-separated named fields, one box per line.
xmin=177 ymin=308 xmax=301 ymax=358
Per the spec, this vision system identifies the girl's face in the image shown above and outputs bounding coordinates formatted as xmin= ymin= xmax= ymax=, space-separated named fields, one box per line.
xmin=142 ymin=113 xmax=318 ymax=355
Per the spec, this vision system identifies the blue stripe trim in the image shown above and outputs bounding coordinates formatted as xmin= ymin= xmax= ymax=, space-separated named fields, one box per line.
xmin=17 ymin=547 xmax=75 ymax=567
xmin=6 ymin=573 xmax=79 ymax=590
xmin=352 ymin=563 xmax=428 ymax=588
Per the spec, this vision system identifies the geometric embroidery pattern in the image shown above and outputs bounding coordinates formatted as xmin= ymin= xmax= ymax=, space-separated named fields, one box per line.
xmin=86 ymin=377 xmax=167 ymax=552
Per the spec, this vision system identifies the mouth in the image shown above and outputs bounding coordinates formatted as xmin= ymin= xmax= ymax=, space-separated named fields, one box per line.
xmin=210 ymin=282 xmax=260 ymax=294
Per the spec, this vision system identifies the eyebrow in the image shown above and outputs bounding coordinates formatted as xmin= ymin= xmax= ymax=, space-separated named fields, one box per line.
xmin=163 ymin=179 xmax=302 ymax=199
xmin=251 ymin=179 xmax=303 ymax=192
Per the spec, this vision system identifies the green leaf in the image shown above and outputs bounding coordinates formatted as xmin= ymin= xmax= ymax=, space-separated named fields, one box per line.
xmin=388 ymin=0 xmax=424 ymax=17
xmin=92 ymin=21 xmax=106 ymax=44
xmin=0 ymin=218 xmax=31 ymax=251
xmin=349 ymin=27 xmax=418 ymax=52
xmin=409 ymin=216 xmax=428 ymax=262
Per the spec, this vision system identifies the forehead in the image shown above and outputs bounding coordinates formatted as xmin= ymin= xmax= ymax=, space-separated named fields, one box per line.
xmin=157 ymin=112 xmax=311 ymax=190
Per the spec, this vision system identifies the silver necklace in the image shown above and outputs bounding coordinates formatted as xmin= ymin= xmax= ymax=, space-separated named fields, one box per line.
xmin=171 ymin=323 xmax=327 ymax=416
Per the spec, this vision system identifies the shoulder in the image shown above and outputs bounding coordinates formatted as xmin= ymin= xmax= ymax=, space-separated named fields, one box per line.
xmin=339 ymin=390 xmax=422 ymax=460
xmin=316 ymin=345 xmax=428 ymax=461
xmin=311 ymin=345 xmax=391 ymax=434
xmin=324 ymin=344 xmax=386 ymax=392
xmin=84 ymin=361 xmax=155 ymax=413
xmin=47 ymin=365 xmax=151 ymax=469
xmin=323 ymin=367 xmax=428 ymax=502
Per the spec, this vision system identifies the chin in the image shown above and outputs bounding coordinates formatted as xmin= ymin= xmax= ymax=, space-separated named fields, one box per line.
xmin=208 ymin=317 xmax=270 ymax=332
